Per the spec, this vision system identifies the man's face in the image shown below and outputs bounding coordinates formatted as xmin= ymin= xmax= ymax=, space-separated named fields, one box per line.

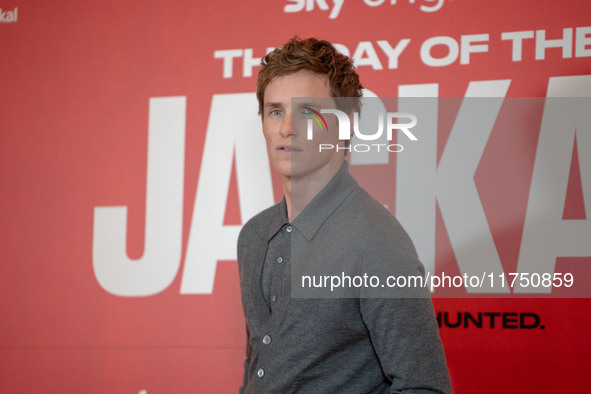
xmin=262 ymin=70 xmax=344 ymax=183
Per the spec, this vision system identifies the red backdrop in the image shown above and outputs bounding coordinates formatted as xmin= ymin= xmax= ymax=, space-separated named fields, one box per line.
xmin=1 ymin=1 xmax=590 ymax=392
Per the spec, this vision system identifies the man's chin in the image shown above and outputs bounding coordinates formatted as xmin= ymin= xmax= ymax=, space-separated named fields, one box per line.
xmin=270 ymin=163 xmax=292 ymax=180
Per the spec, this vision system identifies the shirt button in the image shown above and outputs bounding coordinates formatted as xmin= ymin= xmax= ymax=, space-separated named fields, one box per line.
xmin=257 ymin=368 xmax=264 ymax=378
xmin=286 ymin=225 xmax=292 ymax=233
xmin=272 ymin=295 xmax=277 ymax=302
xmin=262 ymin=335 xmax=271 ymax=345
xmin=277 ymin=256 xmax=283 ymax=263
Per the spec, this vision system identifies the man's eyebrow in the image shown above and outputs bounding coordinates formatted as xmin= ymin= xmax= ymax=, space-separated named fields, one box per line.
xmin=264 ymin=102 xmax=285 ymax=109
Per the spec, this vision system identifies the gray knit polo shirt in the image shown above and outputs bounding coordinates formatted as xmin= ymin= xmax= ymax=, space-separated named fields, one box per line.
xmin=237 ymin=162 xmax=451 ymax=393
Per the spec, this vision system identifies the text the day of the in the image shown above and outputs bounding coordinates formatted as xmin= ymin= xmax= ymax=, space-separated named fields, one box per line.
xmin=213 ymin=27 xmax=591 ymax=78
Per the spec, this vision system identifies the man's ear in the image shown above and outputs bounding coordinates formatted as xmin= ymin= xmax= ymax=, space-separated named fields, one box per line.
xmin=347 ymin=111 xmax=355 ymax=139
xmin=341 ymin=111 xmax=354 ymax=157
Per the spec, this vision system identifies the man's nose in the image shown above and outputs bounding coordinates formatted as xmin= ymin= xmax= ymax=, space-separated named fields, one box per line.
xmin=279 ymin=111 xmax=294 ymax=138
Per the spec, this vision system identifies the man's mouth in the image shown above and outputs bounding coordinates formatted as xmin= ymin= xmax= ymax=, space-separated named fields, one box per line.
xmin=278 ymin=145 xmax=300 ymax=152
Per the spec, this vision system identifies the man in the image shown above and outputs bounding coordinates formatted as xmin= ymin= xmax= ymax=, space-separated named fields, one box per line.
xmin=237 ymin=37 xmax=451 ymax=393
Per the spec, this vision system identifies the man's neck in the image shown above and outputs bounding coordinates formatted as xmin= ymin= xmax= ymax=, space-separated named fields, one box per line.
xmin=283 ymin=159 xmax=344 ymax=222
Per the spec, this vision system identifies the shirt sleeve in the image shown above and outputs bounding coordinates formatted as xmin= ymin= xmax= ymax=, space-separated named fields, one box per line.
xmin=359 ymin=297 xmax=451 ymax=393
xmin=237 ymin=226 xmax=251 ymax=394
xmin=239 ymin=324 xmax=252 ymax=394
xmin=358 ymin=215 xmax=451 ymax=393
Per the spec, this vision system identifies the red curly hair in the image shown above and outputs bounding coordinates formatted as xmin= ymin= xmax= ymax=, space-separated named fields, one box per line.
xmin=257 ymin=37 xmax=363 ymax=117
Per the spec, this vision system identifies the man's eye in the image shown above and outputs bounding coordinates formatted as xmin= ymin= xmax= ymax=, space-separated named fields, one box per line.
xmin=270 ymin=109 xmax=283 ymax=116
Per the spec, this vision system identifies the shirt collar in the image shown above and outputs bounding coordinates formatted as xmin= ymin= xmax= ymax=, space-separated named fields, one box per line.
xmin=263 ymin=197 xmax=290 ymax=241
xmin=292 ymin=161 xmax=357 ymax=242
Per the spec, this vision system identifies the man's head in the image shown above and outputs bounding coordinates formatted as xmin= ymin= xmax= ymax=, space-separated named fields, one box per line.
xmin=258 ymin=37 xmax=363 ymax=189
xmin=257 ymin=37 xmax=363 ymax=117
